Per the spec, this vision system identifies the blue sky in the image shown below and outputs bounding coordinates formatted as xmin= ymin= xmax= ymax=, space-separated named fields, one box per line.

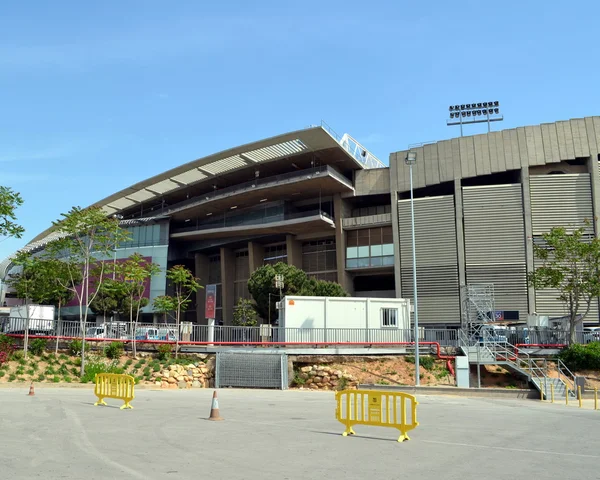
xmin=1 ymin=0 xmax=598 ymax=260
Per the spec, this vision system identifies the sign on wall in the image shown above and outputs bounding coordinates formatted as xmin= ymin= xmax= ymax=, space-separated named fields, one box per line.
xmin=205 ymin=284 xmax=217 ymax=320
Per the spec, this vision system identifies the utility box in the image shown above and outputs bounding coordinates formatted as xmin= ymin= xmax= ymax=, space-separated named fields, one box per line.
xmin=455 ymin=356 xmax=470 ymax=388
xmin=575 ymin=376 xmax=586 ymax=394
xmin=278 ymin=296 xmax=411 ymax=343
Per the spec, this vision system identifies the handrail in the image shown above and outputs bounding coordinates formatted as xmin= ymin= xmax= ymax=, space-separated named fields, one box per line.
xmin=557 ymin=358 xmax=576 ymax=390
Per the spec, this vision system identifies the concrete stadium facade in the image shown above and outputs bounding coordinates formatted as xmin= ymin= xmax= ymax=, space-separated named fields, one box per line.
xmin=2 ymin=116 xmax=600 ymax=328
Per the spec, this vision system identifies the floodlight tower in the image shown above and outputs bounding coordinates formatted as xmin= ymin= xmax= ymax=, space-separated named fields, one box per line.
xmin=446 ymin=101 xmax=503 ymax=136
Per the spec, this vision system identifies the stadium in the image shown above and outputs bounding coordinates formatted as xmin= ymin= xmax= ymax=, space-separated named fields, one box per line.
xmin=1 ymin=116 xmax=600 ymax=329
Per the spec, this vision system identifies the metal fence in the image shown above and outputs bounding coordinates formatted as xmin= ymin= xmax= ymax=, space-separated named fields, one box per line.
xmin=0 ymin=316 xmax=588 ymax=348
xmin=215 ymin=352 xmax=288 ymax=389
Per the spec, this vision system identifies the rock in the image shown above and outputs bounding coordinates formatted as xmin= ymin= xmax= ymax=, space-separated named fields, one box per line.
xmin=178 ymin=380 xmax=187 ymax=389
xmin=168 ymin=383 xmax=178 ymax=389
xmin=198 ymin=354 xmax=208 ymax=360
xmin=200 ymin=367 xmax=208 ymax=374
xmin=186 ymin=364 xmax=196 ymax=370
xmin=169 ymin=365 xmax=178 ymax=371
xmin=162 ymin=370 xmax=170 ymax=377
xmin=299 ymin=373 xmax=309 ymax=380
xmin=313 ymin=376 xmax=322 ymax=383
xmin=300 ymin=366 xmax=312 ymax=373
xmin=161 ymin=381 xmax=169 ymax=388
xmin=305 ymin=378 xmax=313 ymax=384
xmin=187 ymin=370 xmax=194 ymax=376
xmin=322 ymin=376 xmax=330 ymax=383
xmin=167 ymin=377 xmax=177 ymax=384
xmin=192 ymin=380 xmax=201 ymax=388
xmin=152 ymin=372 xmax=162 ymax=378
xmin=309 ymin=383 xmax=318 ymax=389
xmin=155 ymin=381 xmax=162 ymax=386
xmin=176 ymin=375 xmax=185 ymax=382
xmin=186 ymin=381 xmax=193 ymax=389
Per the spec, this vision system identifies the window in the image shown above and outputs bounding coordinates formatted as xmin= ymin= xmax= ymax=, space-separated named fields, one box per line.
xmin=346 ymin=226 xmax=394 ymax=269
xmin=381 ymin=308 xmax=398 ymax=327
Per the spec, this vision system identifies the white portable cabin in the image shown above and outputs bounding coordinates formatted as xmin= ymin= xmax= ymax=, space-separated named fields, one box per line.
xmin=3 ymin=305 xmax=55 ymax=334
xmin=278 ymin=296 xmax=411 ymax=344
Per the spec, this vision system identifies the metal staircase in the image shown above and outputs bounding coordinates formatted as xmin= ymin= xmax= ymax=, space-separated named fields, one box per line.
xmin=458 ymin=330 xmax=574 ymax=398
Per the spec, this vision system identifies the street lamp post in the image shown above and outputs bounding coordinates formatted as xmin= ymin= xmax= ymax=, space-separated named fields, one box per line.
xmin=405 ymin=151 xmax=420 ymax=386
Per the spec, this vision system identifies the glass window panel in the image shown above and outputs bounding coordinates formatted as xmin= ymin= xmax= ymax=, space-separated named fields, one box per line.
xmin=371 ymin=256 xmax=383 ymax=266
xmin=370 ymin=227 xmax=383 ymax=245
xmin=358 ymin=257 xmax=370 ymax=268
xmin=346 ymin=259 xmax=358 ymax=269
xmin=383 ymin=255 xmax=395 ymax=266
xmin=371 ymin=245 xmax=382 ymax=257
xmin=382 ymin=244 xmax=394 ymax=256
xmin=357 ymin=246 xmax=369 ymax=258
xmin=346 ymin=247 xmax=358 ymax=259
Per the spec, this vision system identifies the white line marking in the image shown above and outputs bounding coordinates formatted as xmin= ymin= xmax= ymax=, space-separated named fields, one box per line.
xmin=422 ymin=439 xmax=600 ymax=459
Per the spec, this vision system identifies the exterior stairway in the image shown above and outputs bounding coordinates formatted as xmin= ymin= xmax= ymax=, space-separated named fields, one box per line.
xmin=459 ymin=330 xmax=575 ymax=398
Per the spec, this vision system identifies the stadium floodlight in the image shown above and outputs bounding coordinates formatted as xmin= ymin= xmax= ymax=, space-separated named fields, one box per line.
xmin=446 ymin=100 xmax=503 ymax=136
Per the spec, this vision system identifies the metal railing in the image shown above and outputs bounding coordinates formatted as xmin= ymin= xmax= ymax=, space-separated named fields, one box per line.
xmin=557 ymin=358 xmax=577 ymax=391
xmin=1 ymin=318 xmax=462 ymax=348
xmin=320 ymin=121 xmax=385 ymax=169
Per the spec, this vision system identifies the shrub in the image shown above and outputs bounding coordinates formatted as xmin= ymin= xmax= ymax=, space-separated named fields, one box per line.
xmin=37 ymin=374 xmax=46 ymax=382
xmin=18 ymin=358 xmax=26 ymax=366
xmin=44 ymin=366 xmax=56 ymax=375
xmin=8 ymin=373 xmax=16 ymax=382
xmin=27 ymin=368 xmax=35 ymax=376
xmin=559 ymin=342 xmax=600 ymax=371
xmin=58 ymin=354 xmax=68 ymax=361
xmin=16 ymin=366 xmax=25 ymax=375
xmin=143 ymin=366 xmax=151 ymax=375
xmin=28 ymin=339 xmax=47 ymax=356
xmin=53 ymin=375 xmax=61 ymax=383
xmin=157 ymin=344 xmax=172 ymax=362
xmin=0 ymin=335 xmax=15 ymax=364
xmin=152 ymin=364 xmax=161 ymax=372
xmin=70 ymin=367 xmax=79 ymax=376
xmin=57 ymin=364 xmax=69 ymax=376
xmin=63 ymin=376 xmax=72 ymax=383
xmin=68 ymin=340 xmax=83 ymax=357
xmin=81 ymin=359 xmax=125 ymax=383
xmin=11 ymin=350 xmax=24 ymax=361
xmin=0 ymin=370 xmax=5 ymax=378
xmin=125 ymin=359 xmax=133 ymax=367
xmin=420 ymin=356 xmax=435 ymax=371
xmin=105 ymin=342 xmax=124 ymax=360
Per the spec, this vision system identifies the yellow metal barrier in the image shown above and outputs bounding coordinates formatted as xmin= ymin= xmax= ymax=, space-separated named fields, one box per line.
xmin=94 ymin=373 xmax=135 ymax=410
xmin=335 ymin=389 xmax=419 ymax=442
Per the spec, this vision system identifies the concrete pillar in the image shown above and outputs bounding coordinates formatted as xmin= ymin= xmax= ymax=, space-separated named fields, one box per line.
xmin=389 ymin=153 xmax=402 ymax=298
xmin=454 ymin=180 xmax=467 ymax=324
xmin=248 ymin=241 xmax=264 ymax=273
xmin=194 ymin=253 xmax=210 ymax=325
xmin=220 ymin=247 xmax=235 ymax=326
xmin=587 ymin=154 xmax=600 ymax=237
xmin=286 ymin=234 xmax=302 ymax=269
xmin=520 ymin=167 xmax=537 ymax=314
xmin=333 ymin=194 xmax=353 ymax=293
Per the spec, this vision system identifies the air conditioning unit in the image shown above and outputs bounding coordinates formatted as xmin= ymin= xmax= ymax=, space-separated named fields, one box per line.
xmin=275 ymin=301 xmax=282 ymax=310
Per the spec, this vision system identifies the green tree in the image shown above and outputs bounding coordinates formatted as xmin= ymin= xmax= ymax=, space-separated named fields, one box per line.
xmin=7 ymin=255 xmax=80 ymax=355
xmin=247 ymin=262 xmax=348 ymax=323
xmin=233 ymin=298 xmax=258 ymax=326
xmin=528 ymin=223 xmax=600 ymax=345
xmin=0 ymin=186 xmax=24 ymax=240
xmin=153 ymin=295 xmax=176 ymax=324
xmin=46 ymin=206 xmax=130 ymax=376
xmin=166 ymin=265 xmax=202 ymax=357
xmin=88 ymin=278 xmax=125 ymax=319
xmin=117 ymin=253 xmax=160 ymax=357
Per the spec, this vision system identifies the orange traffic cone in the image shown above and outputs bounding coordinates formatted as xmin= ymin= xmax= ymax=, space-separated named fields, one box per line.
xmin=28 ymin=382 xmax=35 ymax=396
xmin=208 ymin=390 xmax=223 ymax=421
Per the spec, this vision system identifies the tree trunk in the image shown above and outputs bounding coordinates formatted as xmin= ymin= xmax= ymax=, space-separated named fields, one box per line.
xmin=130 ymin=299 xmax=136 ymax=358
xmin=54 ymin=302 xmax=61 ymax=355
xmin=569 ymin=314 xmax=577 ymax=345
xmin=175 ymin=306 xmax=180 ymax=359
xmin=23 ymin=296 xmax=30 ymax=359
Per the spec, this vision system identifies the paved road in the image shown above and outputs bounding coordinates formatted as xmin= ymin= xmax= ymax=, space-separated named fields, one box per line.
xmin=1 ymin=387 xmax=598 ymax=479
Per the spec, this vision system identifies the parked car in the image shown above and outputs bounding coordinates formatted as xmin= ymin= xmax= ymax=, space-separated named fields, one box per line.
xmin=477 ymin=325 xmax=508 ymax=343
xmin=86 ymin=323 xmax=128 ymax=339
xmin=583 ymin=327 xmax=600 ymax=344
xmin=134 ymin=327 xmax=177 ymax=341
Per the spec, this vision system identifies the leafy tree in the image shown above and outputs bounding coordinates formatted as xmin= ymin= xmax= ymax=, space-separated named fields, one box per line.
xmin=165 ymin=265 xmax=202 ymax=357
xmin=46 ymin=206 xmax=130 ymax=376
xmin=233 ymin=298 xmax=258 ymax=326
xmin=7 ymin=255 xmax=80 ymax=355
xmin=247 ymin=262 xmax=348 ymax=323
xmin=529 ymin=223 xmax=600 ymax=345
xmin=116 ymin=253 xmax=159 ymax=357
xmin=88 ymin=278 xmax=125 ymax=319
xmin=247 ymin=263 xmax=308 ymax=322
xmin=153 ymin=295 xmax=176 ymax=324
xmin=0 ymin=186 xmax=24 ymax=240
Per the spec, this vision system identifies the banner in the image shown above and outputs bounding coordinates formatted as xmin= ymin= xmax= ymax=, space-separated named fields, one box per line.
xmin=205 ymin=284 xmax=217 ymax=320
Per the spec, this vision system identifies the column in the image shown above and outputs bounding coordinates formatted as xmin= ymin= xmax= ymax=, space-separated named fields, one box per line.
xmin=454 ymin=179 xmax=467 ymax=324
xmin=248 ymin=241 xmax=264 ymax=273
xmin=333 ymin=194 xmax=352 ymax=293
xmin=220 ymin=247 xmax=235 ymax=326
xmin=520 ymin=167 xmax=536 ymax=314
xmin=286 ymin=234 xmax=302 ymax=269
xmin=194 ymin=253 xmax=210 ymax=325
xmin=587 ymin=154 xmax=600 ymax=238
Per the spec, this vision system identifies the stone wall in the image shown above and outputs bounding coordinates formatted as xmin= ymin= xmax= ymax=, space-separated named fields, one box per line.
xmin=295 ymin=365 xmax=359 ymax=390
xmin=153 ymin=357 xmax=215 ymax=389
